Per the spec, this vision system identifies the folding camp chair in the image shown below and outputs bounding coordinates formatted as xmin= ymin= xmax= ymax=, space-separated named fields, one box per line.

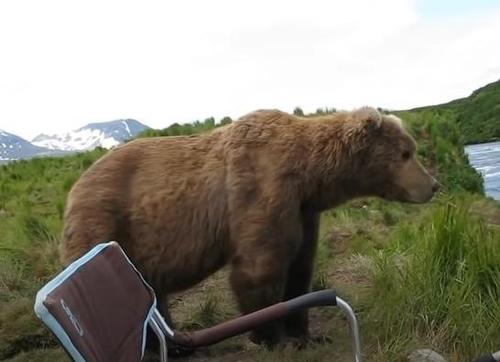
xmin=34 ymin=241 xmax=171 ymax=361
xmin=34 ymin=241 xmax=363 ymax=362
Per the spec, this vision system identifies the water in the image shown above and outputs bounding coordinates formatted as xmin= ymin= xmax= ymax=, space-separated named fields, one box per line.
xmin=465 ymin=141 xmax=500 ymax=200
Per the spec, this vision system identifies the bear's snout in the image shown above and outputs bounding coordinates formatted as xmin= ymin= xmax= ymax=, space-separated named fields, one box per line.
xmin=393 ymin=158 xmax=440 ymax=204
xmin=417 ymin=177 xmax=440 ymax=203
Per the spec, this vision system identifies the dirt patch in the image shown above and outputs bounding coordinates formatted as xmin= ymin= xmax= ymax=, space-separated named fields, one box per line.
xmin=327 ymin=227 xmax=353 ymax=254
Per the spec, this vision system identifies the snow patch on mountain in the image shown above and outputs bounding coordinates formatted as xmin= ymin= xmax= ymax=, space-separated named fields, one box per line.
xmin=32 ymin=128 xmax=120 ymax=151
xmin=122 ymin=120 xmax=132 ymax=136
xmin=0 ymin=129 xmax=67 ymax=164
xmin=32 ymin=119 xmax=149 ymax=151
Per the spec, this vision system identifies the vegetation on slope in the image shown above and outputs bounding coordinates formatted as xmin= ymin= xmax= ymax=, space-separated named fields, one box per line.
xmin=410 ymin=79 xmax=500 ymax=144
xmin=137 ymin=116 xmax=232 ymax=138
xmin=396 ymin=110 xmax=484 ymax=193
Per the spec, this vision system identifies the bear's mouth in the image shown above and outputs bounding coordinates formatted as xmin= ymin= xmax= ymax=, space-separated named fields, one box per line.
xmin=379 ymin=185 xmax=412 ymax=203
xmin=394 ymin=188 xmax=434 ymax=204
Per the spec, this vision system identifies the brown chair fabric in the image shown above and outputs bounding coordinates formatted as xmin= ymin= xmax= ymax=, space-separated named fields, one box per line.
xmin=36 ymin=242 xmax=156 ymax=362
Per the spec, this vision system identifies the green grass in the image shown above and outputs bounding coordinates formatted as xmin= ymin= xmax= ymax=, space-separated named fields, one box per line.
xmin=182 ymin=290 xmax=231 ymax=330
xmin=0 ymin=150 xmax=105 ymax=360
xmin=365 ymin=198 xmax=500 ymax=360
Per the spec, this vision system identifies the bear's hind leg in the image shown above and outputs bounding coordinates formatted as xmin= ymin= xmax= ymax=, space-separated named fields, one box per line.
xmin=229 ymin=252 xmax=288 ymax=348
xmin=284 ymin=211 xmax=320 ymax=339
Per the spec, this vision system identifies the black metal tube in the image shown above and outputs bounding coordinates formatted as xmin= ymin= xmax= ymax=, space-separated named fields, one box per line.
xmin=172 ymin=289 xmax=338 ymax=348
xmin=172 ymin=302 xmax=288 ymax=347
xmin=284 ymin=289 xmax=337 ymax=314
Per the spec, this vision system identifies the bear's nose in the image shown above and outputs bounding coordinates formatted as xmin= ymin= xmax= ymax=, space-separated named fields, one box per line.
xmin=432 ymin=181 xmax=440 ymax=193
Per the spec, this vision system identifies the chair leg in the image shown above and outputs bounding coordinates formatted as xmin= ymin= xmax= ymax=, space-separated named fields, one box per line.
xmin=336 ymin=297 xmax=363 ymax=362
xmin=149 ymin=318 xmax=168 ymax=362
xmin=153 ymin=309 xmax=175 ymax=338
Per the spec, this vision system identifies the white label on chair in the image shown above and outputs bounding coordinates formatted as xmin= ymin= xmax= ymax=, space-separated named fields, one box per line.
xmin=60 ymin=299 xmax=84 ymax=337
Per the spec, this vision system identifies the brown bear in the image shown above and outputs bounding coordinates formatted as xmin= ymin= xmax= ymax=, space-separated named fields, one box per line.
xmin=60 ymin=107 xmax=438 ymax=349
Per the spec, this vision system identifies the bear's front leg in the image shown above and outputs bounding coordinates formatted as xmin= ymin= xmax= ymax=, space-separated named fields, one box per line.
xmin=229 ymin=252 xmax=288 ymax=347
xmin=227 ymin=186 xmax=303 ymax=347
xmin=284 ymin=211 xmax=320 ymax=339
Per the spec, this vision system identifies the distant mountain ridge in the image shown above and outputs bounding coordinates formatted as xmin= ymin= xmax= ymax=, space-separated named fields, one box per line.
xmin=32 ymin=119 xmax=150 ymax=151
xmin=1 ymin=119 xmax=150 ymax=164
xmin=0 ymin=129 xmax=68 ymax=164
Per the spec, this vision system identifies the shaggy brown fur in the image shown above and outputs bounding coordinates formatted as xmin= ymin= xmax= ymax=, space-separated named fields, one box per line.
xmin=60 ymin=107 xmax=438 ymax=348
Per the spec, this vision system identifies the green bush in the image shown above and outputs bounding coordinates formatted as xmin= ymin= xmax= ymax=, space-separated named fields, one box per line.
xmin=397 ymin=110 xmax=484 ymax=194
xmin=137 ymin=116 xmax=232 ymax=138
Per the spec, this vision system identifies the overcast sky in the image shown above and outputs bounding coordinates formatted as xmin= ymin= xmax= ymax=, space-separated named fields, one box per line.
xmin=1 ymin=0 xmax=500 ymax=140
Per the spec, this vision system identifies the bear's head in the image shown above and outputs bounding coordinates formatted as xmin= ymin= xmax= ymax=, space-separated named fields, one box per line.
xmin=341 ymin=107 xmax=439 ymax=204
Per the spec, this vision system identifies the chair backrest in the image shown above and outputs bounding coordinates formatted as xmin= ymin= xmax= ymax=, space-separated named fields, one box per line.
xmin=34 ymin=241 xmax=157 ymax=362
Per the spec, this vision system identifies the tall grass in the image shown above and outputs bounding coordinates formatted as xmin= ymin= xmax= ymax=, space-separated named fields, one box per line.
xmin=366 ymin=200 xmax=500 ymax=360
xmin=0 ymin=150 xmax=105 ymax=359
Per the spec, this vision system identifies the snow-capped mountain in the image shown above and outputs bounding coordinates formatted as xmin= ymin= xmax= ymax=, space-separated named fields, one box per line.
xmin=0 ymin=129 xmax=67 ymax=164
xmin=32 ymin=119 xmax=149 ymax=151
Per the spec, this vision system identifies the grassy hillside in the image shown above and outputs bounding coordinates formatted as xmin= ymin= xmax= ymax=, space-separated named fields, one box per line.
xmin=0 ymin=149 xmax=106 ymax=360
xmin=137 ymin=116 xmax=232 ymax=138
xmin=0 ymin=107 xmax=498 ymax=361
xmin=410 ymin=79 xmax=500 ymax=144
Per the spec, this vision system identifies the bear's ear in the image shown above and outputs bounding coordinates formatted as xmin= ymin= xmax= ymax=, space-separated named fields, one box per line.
xmin=350 ymin=106 xmax=382 ymax=132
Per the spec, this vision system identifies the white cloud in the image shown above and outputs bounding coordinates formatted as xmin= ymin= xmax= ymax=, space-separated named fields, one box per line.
xmin=0 ymin=0 xmax=499 ymax=139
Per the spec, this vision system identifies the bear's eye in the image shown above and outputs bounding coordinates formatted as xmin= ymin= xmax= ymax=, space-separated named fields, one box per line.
xmin=402 ymin=151 xmax=411 ymax=160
